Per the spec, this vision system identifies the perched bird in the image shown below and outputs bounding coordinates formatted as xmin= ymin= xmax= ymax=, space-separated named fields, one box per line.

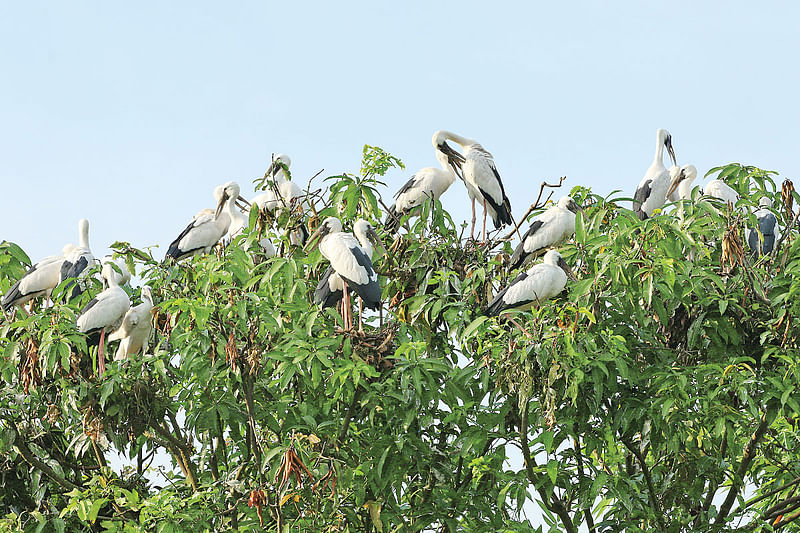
xmin=510 ymin=196 xmax=582 ymax=271
xmin=100 ymin=255 xmax=132 ymax=287
xmin=2 ymin=244 xmax=75 ymax=313
xmin=251 ymin=155 xmax=303 ymax=215
xmin=165 ymin=182 xmax=247 ymax=261
xmin=306 ymin=217 xmax=381 ymax=331
xmin=76 ymin=263 xmax=131 ymax=376
xmin=59 ymin=219 xmax=95 ymax=299
xmin=666 ymin=164 xmax=698 ymax=203
xmin=315 ymin=219 xmax=382 ymax=310
xmin=746 ymin=197 xmax=778 ymax=255
xmin=433 ymin=130 xmax=512 ymax=240
xmin=384 ymin=133 xmax=464 ymax=231
xmin=109 ymin=286 xmax=154 ymax=360
xmin=633 ymin=128 xmax=677 ymax=220
xmin=487 ymin=250 xmax=575 ymax=317
xmin=705 ymin=178 xmax=739 ymax=206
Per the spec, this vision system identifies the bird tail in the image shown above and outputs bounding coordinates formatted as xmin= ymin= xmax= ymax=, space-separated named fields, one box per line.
xmin=1 ymin=281 xmax=22 ymax=312
xmin=384 ymin=205 xmax=402 ymax=233
xmin=634 ymin=208 xmax=648 ymax=221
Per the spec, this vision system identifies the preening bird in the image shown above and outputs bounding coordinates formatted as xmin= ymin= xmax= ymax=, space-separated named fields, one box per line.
xmin=251 ymin=154 xmax=303 ymax=215
xmin=705 ymin=178 xmax=739 ymax=206
xmin=2 ymin=244 xmax=75 ymax=313
xmin=109 ymin=286 xmax=154 ymax=360
xmin=165 ymin=181 xmax=247 ymax=261
xmin=633 ymin=128 xmax=677 ymax=220
xmin=315 ymin=219 xmax=382 ymax=310
xmin=746 ymin=197 xmax=778 ymax=255
xmin=487 ymin=250 xmax=575 ymax=317
xmin=307 ymin=217 xmax=382 ymax=331
xmin=76 ymin=263 xmax=131 ymax=376
xmin=433 ymin=130 xmax=512 ymax=240
xmin=384 ymin=133 xmax=464 ymax=232
xmin=666 ymin=164 xmax=698 ymax=203
xmin=59 ymin=218 xmax=95 ymax=299
xmin=510 ymin=196 xmax=582 ymax=271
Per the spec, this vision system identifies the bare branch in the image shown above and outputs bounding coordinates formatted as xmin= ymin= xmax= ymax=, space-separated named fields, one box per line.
xmin=621 ymin=436 xmax=666 ymax=530
xmin=500 ymin=176 xmax=567 ymax=241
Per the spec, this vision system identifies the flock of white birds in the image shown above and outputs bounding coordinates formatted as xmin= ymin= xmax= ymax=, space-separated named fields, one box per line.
xmin=1 ymin=128 xmax=780 ymax=370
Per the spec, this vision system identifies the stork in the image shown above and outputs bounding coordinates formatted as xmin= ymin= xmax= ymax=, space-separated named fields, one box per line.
xmin=746 ymin=197 xmax=778 ymax=255
xmin=306 ymin=217 xmax=381 ymax=331
xmin=109 ymin=286 xmax=154 ymax=361
xmin=633 ymin=129 xmax=677 ymax=220
xmin=101 ymin=255 xmax=132 ymax=287
xmin=165 ymin=182 xmax=247 ymax=261
xmin=510 ymin=196 xmax=582 ymax=271
xmin=2 ymin=244 xmax=75 ymax=314
xmin=705 ymin=177 xmax=739 ymax=206
xmin=487 ymin=250 xmax=575 ymax=335
xmin=76 ymin=263 xmax=131 ymax=376
xmin=315 ymin=219 xmax=383 ymax=319
xmin=433 ymin=131 xmax=512 ymax=240
xmin=666 ymin=164 xmax=698 ymax=203
xmin=384 ymin=133 xmax=464 ymax=231
xmin=59 ymin=219 xmax=95 ymax=299
xmin=251 ymin=154 xmax=304 ymax=214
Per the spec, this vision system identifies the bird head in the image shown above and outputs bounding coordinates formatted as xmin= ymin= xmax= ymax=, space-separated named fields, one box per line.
xmin=304 ymin=217 xmax=342 ymax=252
xmin=354 ymin=219 xmax=387 ymax=255
xmin=215 ymin=182 xmax=245 ymax=219
xmin=660 ymin=129 xmax=677 ymax=167
xmin=266 ymin=154 xmax=292 ymax=178
xmin=544 ymin=250 xmax=577 ymax=281
xmin=432 ymin=130 xmax=465 ymax=180
xmin=558 ymin=196 xmax=583 ymax=214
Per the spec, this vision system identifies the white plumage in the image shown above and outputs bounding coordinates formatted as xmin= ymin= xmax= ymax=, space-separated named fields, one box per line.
xmin=101 ymin=255 xmax=132 ymax=287
xmin=77 ymin=263 xmax=131 ymax=375
xmin=384 ymin=133 xmax=463 ymax=231
xmin=109 ymin=286 xmax=154 ymax=360
xmin=487 ymin=250 xmax=574 ymax=316
xmin=433 ymin=130 xmax=512 ymax=239
xmin=315 ymin=219 xmax=380 ymax=308
xmin=1 ymin=244 xmax=75 ymax=313
xmin=705 ymin=179 xmax=739 ymax=205
xmin=666 ymin=164 xmax=698 ymax=203
xmin=510 ymin=196 xmax=581 ymax=270
xmin=165 ymin=181 xmax=245 ymax=261
xmin=251 ymin=155 xmax=304 ymax=215
xmin=633 ymin=129 xmax=677 ymax=220
xmin=59 ymin=218 xmax=95 ymax=298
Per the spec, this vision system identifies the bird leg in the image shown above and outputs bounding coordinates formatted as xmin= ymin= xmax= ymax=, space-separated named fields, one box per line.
xmin=470 ymin=198 xmax=477 ymax=241
xmin=505 ymin=315 xmax=533 ymax=339
xmin=98 ymin=329 xmax=107 ymax=377
xmin=358 ymin=298 xmax=364 ymax=333
xmin=482 ymin=198 xmax=488 ymax=243
xmin=342 ymin=281 xmax=351 ymax=331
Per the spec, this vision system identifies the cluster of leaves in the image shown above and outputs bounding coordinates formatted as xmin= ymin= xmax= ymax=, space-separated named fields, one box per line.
xmin=1 ymin=155 xmax=800 ymax=533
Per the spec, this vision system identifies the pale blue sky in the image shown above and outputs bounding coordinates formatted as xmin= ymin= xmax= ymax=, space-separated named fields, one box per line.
xmin=2 ymin=2 xmax=799 ymax=262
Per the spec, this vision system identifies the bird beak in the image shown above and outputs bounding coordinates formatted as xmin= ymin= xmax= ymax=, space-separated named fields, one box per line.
xmin=367 ymin=227 xmax=387 ymax=254
xmin=215 ymin=190 xmax=230 ymax=219
xmin=235 ymin=196 xmax=251 ymax=211
xmin=558 ymin=257 xmax=577 ymax=281
xmin=666 ymin=136 xmax=677 ymax=166
xmin=303 ymin=224 xmax=328 ymax=252
xmin=568 ymin=200 xmax=585 ymax=215
xmin=439 ymin=142 xmax=465 ymax=180
xmin=666 ymin=168 xmax=685 ymax=198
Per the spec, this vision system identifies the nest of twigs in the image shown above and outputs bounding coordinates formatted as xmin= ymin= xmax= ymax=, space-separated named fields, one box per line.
xmin=347 ymin=322 xmax=399 ymax=372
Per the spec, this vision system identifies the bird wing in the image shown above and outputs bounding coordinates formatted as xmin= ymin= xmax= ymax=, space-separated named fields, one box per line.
xmin=2 ymin=256 xmax=64 ymax=310
xmin=77 ymin=288 xmax=131 ymax=333
xmin=510 ymin=221 xmax=544 ymax=270
xmin=166 ymin=213 xmax=228 ymax=259
xmin=464 ymin=147 xmax=512 ymax=227
xmin=487 ymin=271 xmax=530 ymax=316
xmin=314 ymin=265 xmax=344 ymax=308
xmin=633 ymin=179 xmax=652 ymax=219
xmin=758 ymin=210 xmax=777 ymax=236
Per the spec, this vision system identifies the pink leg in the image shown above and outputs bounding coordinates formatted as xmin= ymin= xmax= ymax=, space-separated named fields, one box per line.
xmin=470 ymin=199 xmax=477 ymax=240
xmin=342 ymin=282 xmax=351 ymax=331
xmin=482 ymin=199 xmax=488 ymax=242
xmin=98 ymin=329 xmax=106 ymax=377
xmin=358 ymin=298 xmax=364 ymax=333
xmin=506 ymin=316 xmax=533 ymax=339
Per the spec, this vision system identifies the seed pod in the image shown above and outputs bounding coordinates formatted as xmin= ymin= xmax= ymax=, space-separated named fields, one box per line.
xmin=782 ymin=179 xmax=795 ymax=221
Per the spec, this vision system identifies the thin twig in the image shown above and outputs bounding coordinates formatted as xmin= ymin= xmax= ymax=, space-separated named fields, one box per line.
xmin=500 ymin=176 xmax=567 ymax=241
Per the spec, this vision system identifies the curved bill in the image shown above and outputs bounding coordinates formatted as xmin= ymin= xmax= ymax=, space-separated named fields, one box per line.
xmin=215 ymin=190 xmax=230 ymax=219
xmin=567 ymin=199 xmax=585 ymax=215
xmin=438 ymin=142 xmax=465 ymax=181
xmin=304 ymin=223 xmax=330 ymax=252
xmin=366 ymin=226 xmax=387 ymax=255
xmin=666 ymin=167 xmax=685 ymax=198
xmin=666 ymin=136 xmax=677 ymax=166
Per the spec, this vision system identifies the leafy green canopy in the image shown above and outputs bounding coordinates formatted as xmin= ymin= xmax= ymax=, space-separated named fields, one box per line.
xmin=1 ymin=154 xmax=799 ymax=532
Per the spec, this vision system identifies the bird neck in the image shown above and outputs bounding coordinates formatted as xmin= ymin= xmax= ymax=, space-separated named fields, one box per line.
xmin=434 ymin=150 xmax=458 ymax=182
xmin=653 ymin=136 xmax=666 ymax=169
xmin=78 ymin=225 xmax=90 ymax=250
xmin=440 ymin=130 xmax=473 ymax=148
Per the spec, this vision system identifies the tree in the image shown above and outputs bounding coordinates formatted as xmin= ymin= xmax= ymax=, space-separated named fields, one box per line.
xmin=1 ymin=151 xmax=799 ymax=532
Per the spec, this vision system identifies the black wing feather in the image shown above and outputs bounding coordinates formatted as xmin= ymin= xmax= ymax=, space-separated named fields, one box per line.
xmin=486 ymin=272 xmax=529 ymax=316
xmin=314 ymin=266 xmax=343 ymax=308
xmin=509 ymin=220 xmax=544 ymax=270
xmin=480 ymin=163 xmax=513 ymax=228
xmin=339 ymin=245 xmax=381 ymax=309
xmin=1 ymin=263 xmax=40 ymax=311
xmin=165 ymin=220 xmax=201 ymax=261
xmin=633 ymin=180 xmax=652 ymax=220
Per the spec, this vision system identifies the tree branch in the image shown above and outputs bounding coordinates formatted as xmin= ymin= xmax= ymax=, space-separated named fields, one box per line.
xmin=153 ymin=422 xmax=199 ymax=492
xmin=621 ymin=436 xmax=666 ymax=530
xmin=715 ymin=411 xmax=771 ymax=526
xmin=573 ymin=435 xmax=596 ymax=533
xmin=520 ymin=403 xmax=577 ymax=533
xmin=13 ymin=437 xmax=78 ymax=491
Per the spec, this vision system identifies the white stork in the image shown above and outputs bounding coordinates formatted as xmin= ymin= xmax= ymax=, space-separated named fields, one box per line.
xmin=315 ymin=219 xmax=383 ymax=315
xmin=306 ymin=217 xmax=381 ymax=331
xmin=633 ymin=128 xmax=677 ymax=220
xmin=76 ymin=263 xmax=131 ymax=376
xmin=433 ymin=130 xmax=512 ymax=240
xmin=109 ymin=286 xmax=154 ymax=360
xmin=705 ymin=178 xmax=739 ymax=206
xmin=487 ymin=250 xmax=575 ymax=317
xmin=251 ymin=154 xmax=308 ymax=246
xmin=1 ymin=244 xmax=76 ymax=314
xmin=384 ymin=133 xmax=464 ymax=231
xmin=59 ymin=218 xmax=95 ymax=299
xmin=510 ymin=196 xmax=582 ymax=271
xmin=165 ymin=181 xmax=247 ymax=261
xmin=746 ymin=197 xmax=778 ymax=255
